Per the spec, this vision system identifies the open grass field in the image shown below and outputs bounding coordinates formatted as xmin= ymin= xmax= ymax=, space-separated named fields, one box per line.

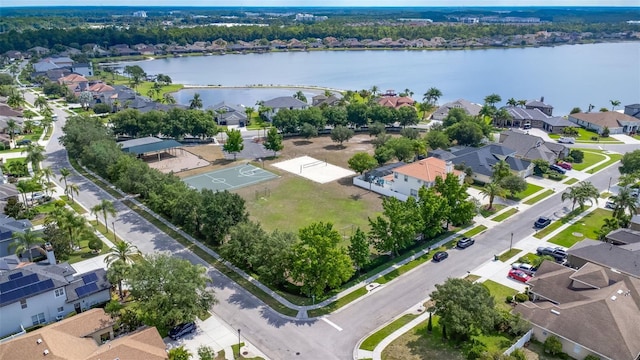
xmin=548 ymin=208 xmax=611 ymax=248
xmin=534 ymin=209 xmax=581 ymax=239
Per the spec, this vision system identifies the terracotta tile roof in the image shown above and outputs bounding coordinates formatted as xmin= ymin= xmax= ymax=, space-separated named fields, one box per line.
xmin=377 ymin=96 xmax=415 ymax=109
xmin=88 ymin=83 xmax=114 ymax=93
xmin=59 ymin=74 xmax=88 ymax=84
xmin=0 ymin=309 xmax=167 ymax=360
xmin=570 ymin=111 xmax=640 ymax=128
xmin=393 ymin=157 xmax=461 ymax=182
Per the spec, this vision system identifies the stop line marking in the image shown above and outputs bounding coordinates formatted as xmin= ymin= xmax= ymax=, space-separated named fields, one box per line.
xmin=322 ymin=317 xmax=343 ymax=331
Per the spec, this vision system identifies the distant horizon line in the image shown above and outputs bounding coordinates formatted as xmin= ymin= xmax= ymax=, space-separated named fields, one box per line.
xmin=2 ymin=5 xmax=639 ymax=8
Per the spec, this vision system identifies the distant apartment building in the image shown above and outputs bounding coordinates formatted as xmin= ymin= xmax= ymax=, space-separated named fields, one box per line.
xmin=132 ymin=11 xmax=147 ymax=18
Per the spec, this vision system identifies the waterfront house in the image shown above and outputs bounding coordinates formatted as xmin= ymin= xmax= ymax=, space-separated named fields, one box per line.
xmin=431 ymin=99 xmax=482 ymax=120
xmin=499 ymin=130 xmax=568 ymax=163
xmin=262 ymin=96 xmax=308 ymax=121
xmin=211 ymin=102 xmax=248 ymax=127
xmin=568 ymin=112 xmax=640 ymax=135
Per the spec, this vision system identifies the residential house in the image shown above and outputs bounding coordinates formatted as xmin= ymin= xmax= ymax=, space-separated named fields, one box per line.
xmin=605 ymin=228 xmax=640 ymax=246
xmin=567 ymin=239 xmax=640 ymax=278
xmin=431 ymin=99 xmax=482 ymax=121
xmin=261 ymin=96 xmax=308 ymax=121
xmin=514 ymin=261 xmax=640 ymax=360
xmin=58 ymin=74 xmax=89 ymax=95
xmin=569 ymin=112 xmax=640 ymax=135
xmin=430 ymin=144 xmax=533 ymax=184
xmin=96 ymin=85 xmax=178 ymax=113
xmin=211 ymin=102 xmax=247 ymax=127
xmin=71 ymin=62 xmax=93 ymax=77
xmin=630 ymin=215 xmax=640 ymax=231
xmin=87 ymin=82 xmax=115 ymax=96
xmin=28 ymin=46 xmax=50 ymax=56
xmin=109 ymin=44 xmax=139 ymax=56
xmin=377 ymin=96 xmax=415 ymax=109
xmin=525 ymin=97 xmax=554 ymax=116
xmin=3 ymin=51 xmax=25 ymax=63
xmin=499 ymin=130 xmax=568 ymax=163
xmin=503 ymin=106 xmax=573 ymax=134
xmin=0 ymin=308 xmax=168 ymax=360
xmin=32 ymin=57 xmax=74 ymax=79
xmin=354 ymin=158 xmax=463 ymax=200
xmin=624 ymin=103 xmax=640 ymax=119
xmin=0 ymin=252 xmax=111 ymax=338
xmin=0 ymin=217 xmax=32 ymax=258
xmin=311 ymin=94 xmax=342 ymax=107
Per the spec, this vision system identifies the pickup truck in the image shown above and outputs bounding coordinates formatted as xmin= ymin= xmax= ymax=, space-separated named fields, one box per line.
xmin=537 ymin=246 xmax=568 ymax=261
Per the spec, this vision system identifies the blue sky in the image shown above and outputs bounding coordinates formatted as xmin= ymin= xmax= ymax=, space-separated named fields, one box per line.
xmin=5 ymin=0 xmax=639 ymax=7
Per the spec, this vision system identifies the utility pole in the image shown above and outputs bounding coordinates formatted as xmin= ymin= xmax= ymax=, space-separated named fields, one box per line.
xmin=510 ymin=232 xmax=513 ymax=251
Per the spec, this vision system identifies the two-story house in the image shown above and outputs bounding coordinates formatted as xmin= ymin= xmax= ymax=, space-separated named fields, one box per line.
xmin=210 ymin=102 xmax=248 ymax=127
xmin=0 ymin=251 xmax=111 ymax=338
xmin=261 ymin=96 xmax=308 ymax=121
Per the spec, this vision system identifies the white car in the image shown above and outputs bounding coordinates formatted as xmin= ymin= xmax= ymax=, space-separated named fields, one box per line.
xmin=558 ymin=137 xmax=575 ymax=144
xmin=511 ymin=263 xmax=537 ymax=275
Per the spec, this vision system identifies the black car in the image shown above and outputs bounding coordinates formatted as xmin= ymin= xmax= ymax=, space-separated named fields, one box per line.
xmin=16 ymin=139 xmax=32 ymax=146
xmin=432 ymin=251 xmax=449 ymax=262
xmin=456 ymin=237 xmax=475 ymax=249
xmin=169 ymin=322 xmax=196 ymax=340
xmin=534 ymin=217 xmax=552 ymax=229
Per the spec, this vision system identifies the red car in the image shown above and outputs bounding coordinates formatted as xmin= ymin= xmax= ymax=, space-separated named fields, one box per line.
xmin=508 ymin=269 xmax=532 ymax=283
xmin=556 ymin=161 xmax=573 ymax=170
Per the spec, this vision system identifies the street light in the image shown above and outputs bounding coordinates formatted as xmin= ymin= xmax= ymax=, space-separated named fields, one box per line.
xmin=237 ymin=329 xmax=241 ymax=357
xmin=510 ymin=232 xmax=513 ymax=251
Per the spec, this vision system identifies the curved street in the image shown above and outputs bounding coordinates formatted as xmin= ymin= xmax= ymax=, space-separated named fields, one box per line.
xmin=25 ymin=88 xmax=634 ymax=360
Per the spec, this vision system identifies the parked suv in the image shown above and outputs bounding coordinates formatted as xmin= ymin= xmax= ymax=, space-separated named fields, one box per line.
xmin=432 ymin=251 xmax=449 ymax=262
xmin=169 ymin=322 xmax=196 ymax=340
xmin=558 ymin=137 xmax=575 ymax=144
xmin=456 ymin=237 xmax=475 ymax=249
xmin=537 ymin=246 xmax=568 ymax=261
xmin=549 ymin=164 xmax=567 ymax=174
xmin=534 ymin=217 xmax=552 ymax=228
xmin=511 ymin=263 xmax=537 ymax=275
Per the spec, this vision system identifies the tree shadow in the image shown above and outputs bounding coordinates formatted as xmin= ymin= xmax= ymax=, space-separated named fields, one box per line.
xmin=293 ymin=140 xmax=312 ymax=146
xmin=323 ymin=144 xmax=344 ymax=151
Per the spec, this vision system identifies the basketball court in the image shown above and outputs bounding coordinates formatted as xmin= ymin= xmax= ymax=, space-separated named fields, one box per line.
xmin=272 ymin=155 xmax=355 ymax=184
xmin=183 ymin=164 xmax=278 ymax=191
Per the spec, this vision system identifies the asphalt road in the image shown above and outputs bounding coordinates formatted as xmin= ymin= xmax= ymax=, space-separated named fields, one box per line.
xmin=31 ymin=89 xmax=634 ymax=360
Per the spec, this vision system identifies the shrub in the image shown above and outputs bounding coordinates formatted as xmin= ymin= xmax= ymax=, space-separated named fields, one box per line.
xmin=569 ymin=149 xmax=584 ymax=163
xmin=88 ymin=238 xmax=104 ymax=253
xmin=590 ymin=136 xmax=599 ymax=141
xmin=93 ymin=103 xmax=112 ymax=114
xmin=465 ymin=341 xmax=487 ymax=360
xmin=544 ymin=335 xmax=563 ymax=355
xmin=548 ymin=172 xmax=564 ymax=181
xmin=514 ymin=293 xmax=529 ymax=302
xmin=511 ymin=349 xmax=527 ymax=360
xmin=54 ymin=199 xmax=66 ymax=208
xmin=506 ymin=295 xmax=514 ymax=304
xmin=602 ymin=126 xmax=610 ymax=137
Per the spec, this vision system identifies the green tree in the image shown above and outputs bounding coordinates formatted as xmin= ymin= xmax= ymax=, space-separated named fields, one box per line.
xmin=10 ymin=229 xmax=44 ymax=262
xmin=561 ymin=182 xmax=599 ymax=211
xmin=480 ymin=182 xmax=505 ymax=210
xmin=610 ymin=99 xmax=621 ymax=111
xmin=106 ymin=259 xmax=130 ymax=300
xmin=425 ymin=129 xmax=450 ymax=150
xmin=431 ymin=278 xmax=497 ymax=341
xmin=417 ymin=187 xmax=448 ymax=240
xmin=368 ymin=122 xmax=386 ymax=137
xmin=397 ymin=106 xmax=419 ymax=127
xmin=610 ymin=187 xmax=639 ymax=219
xmin=263 ymin=127 xmax=283 ymax=156
xmin=570 ymin=149 xmax=584 ymax=163
xmin=348 ymin=152 xmax=377 ymax=175
xmin=500 ymin=175 xmax=528 ymax=198
xmin=423 ymin=87 xmax=442 ymax=105
xmin=123 ymin=65 xmax=146 ymax=90
xmin=128 ymin=254 xmax=216 ymax=330
xmin=330 ymin=125 xmax=355 ymax=146
xmin=570 ymin=107 xmax=582 ymax=114
xmin=532 ymin=159 xmax=550 ymax=175
xmin=620 ymin=150 xmax=640 ymax=174
xmin=446 ymin=121 xmax=484 ymax=146
xmin=543 ymin=336 xmax=563 ymax=356
xmin=34 ymin=96 xmax=49 ymax=111
xmin=491 ymin=160 xmax=511 ymax=183
xmin=290 ymin=222 xmax=354 ymax=298
xmin=88 ymin=237 xmax=104 ymax=253
xmin=198 ymin=190 xmax=248 ymax=245
xmin=384 ymin=137 xmax=415 ymax=162
xmin=435 ymin=173 xmax=475 ymax=227
xmin=484 ymin=93 xmax=502 ymax=107
xmin=189 ymin=93 xmax=203 ymax=109
xmin=168 ymin=345 xmax=192 ymax=360
xmin=220 ymin=221 xmax=266 ymax=270
xmin=21 ymin=143 xmax=46 ymax=171
xmin=293 ymin=90 xmax=307 ymax=103
xmin=299 ymin=122 xmax=318 ymax=139
xmin=250 ymin=230 xmax=296 ymax=286
xmin=346 ymin=103 xmax=369 ymax=128
xmin=91 ymin=199 xmax=117 ymax=233
xmin=348 ymin=227 xmax=370 ymax=272
xmin=6 ymin=119 xmax=19 ymax=142
xmin=163 ymin=93 xmax=177 ymax=104
xmin=78 ymin=91 xmax=93 ymax=110
xmin=104 ymin=240 xmax=141 ymax=266
xmin=223 ymin=129 xmax=244 ymax=160
xmin=369 ymin=197 xmax=421 ymax=256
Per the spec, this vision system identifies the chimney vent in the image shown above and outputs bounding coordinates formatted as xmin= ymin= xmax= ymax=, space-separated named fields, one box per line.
xmin=36 ymin=338 xmax=42 ymax=344
xmin=43 ymin=349 xmax=49 ymax=355
xmin=611 ymin=296 xmax=617 ymax=301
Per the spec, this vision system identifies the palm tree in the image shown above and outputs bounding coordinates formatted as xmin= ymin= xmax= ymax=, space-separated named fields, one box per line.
xmin=491 ymin=160 xmax=511 ymax=183
xmin=484 ymin=93 xmax=502 ymax=108
xmin=162 ymin=93 xmax=176 ymax=105
xmin=293 ymin=90 xmax=307 ymax=103
xmin=47 ymin=208 xmax=87 ymax=249
xmin=34 ymin=96 xmax=49 ymax=111
xmin=38 ymin=167 xmax=54 ymax=195
xmin=21 ymin=143 xmax=46 ymax=171
xmin=610 ymin=100 xmax=621 ymax=111
xmin=10 ymin=229 xmax=45 ymax=262
xmin=618 ymin=173 xmax=639 ymax=188
xmin=517 ymin=99 xmax=527 ymax=108
xmin=59 ymin=167 xmax=71 ymax=193
xmin=23 ymin=120 xmax=35 ymax=134
xmin=596 ymin=217 xmax=621 ymax=240
xmin=561 ymin=187 xmax=580 ymax=211
xmin=7 ymin=93 xmax=24 ymax=109
xmin=66 ymin=183 xmax=80 ymax=202
xmin=506 ymin=98 xmax=517 ymax=107
xmin=478 ymin=104 xmax=496 ymax=120
xmin=189 ymin=93 xmax=203 ymax=109
xmin=104 ymin=240 xmax=141 ymax=266
xmin=91 ymin=200 xmax=117 ymax=233
xmin=244 ymin=106 xmax=255 ymax=120
xmin=370 ymin=85 xmax=380 ymax=97
xmin=562 ymin=182 xmax=599 ymax=211
xmin=494 ymin=107 xmax=513 ymax=127
xmin=106 ymin=259 xmax=130 ymax=300
xmin=423 ymin=87 xmax=443 ymax=105
xmin=15 ymin=180 xmax=30 ymax=208
xmin=6 ymin=119 xmax=19 ymax=142
xmin=480 ymin=182 xmax=505 ymax=210
xmin=610 ymin=187 xmax=638 ymax=219
xmin=40 ymin=116 xmax=53 ymax=134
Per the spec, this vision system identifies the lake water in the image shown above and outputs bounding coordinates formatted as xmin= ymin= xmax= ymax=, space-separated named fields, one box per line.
xmin=118 ymin=42 xmax=640 ymax=115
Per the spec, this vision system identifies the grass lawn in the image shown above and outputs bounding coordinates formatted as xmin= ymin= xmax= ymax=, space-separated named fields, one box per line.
xmin=548 ymin=128 xmax=622 ymax=143
xmin=523 ymin=189 xmax=554 ymax=205
xmin=43 ymin=125 xmax=54 ymax=140
xmin=517 ymin=252 xmax=540 ymax=265
xmin=0 ymin=147 xmax=24 ymax=154
xmin=534 ymin=209 xmax=581 ymax=239
xmin=586 ymin=153 xmax=623 ymax=174
xmin=563 ymin=178 xmax=579 ymax=185
xmin=230 ymin=343 xmax=265 ymax=360
xmin=482 ymin=280 xmax=519 ymax=311
xmin=464 ymin=274 xmax=481 ymax=282
xmin=360 ymin=314 xmax=418 ymax=351
xmin=479 ymin=204 xmax=505 ymax=218
xmin=548 ymin=208 xmax=611 ymax=248
xmin=66 ymin=237 xmax=102 ymax=264
xmin=507 ymin=183 xmax=543 ymax=201
xmin=571 ymin=150 xmax=607 ymax=171
xmin=464 ymin=225 xmax=487 ymax=237
xmin=23 ymin=127 xmax=44 ymax=142
xmin=600 ymin=192 xmax=612 ymax=199
xmin=492 ymin=208 xmax=518 ymax=222
xmin=498 ymin=248 xmax=522 ymax=262
xmin=60 ymin=195 xmax=87 ymax=214
xmin=245 ymin=176 xmax=377 ymax=244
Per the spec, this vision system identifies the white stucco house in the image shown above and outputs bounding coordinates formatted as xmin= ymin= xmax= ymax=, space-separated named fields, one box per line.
xmin=0 ymin=250 xmax=111 ymax=339
xmin=568 ymin=111 xmax=640 ymax=135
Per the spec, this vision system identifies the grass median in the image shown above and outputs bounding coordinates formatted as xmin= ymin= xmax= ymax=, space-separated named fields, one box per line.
xmin=497 ymin=248 xmax=522 ymax=262
xmin=492 ymin=208 xmax=518 ymax=222
xmin=523 ymin=189 xmax=554 ymax=205
xmin=360 ymin=314 xmax=418 ymax=351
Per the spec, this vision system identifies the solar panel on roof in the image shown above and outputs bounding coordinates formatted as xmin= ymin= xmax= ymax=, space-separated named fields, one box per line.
xmin=82 ymin=273 xmax=98 ymax=284
xmin=0 ymin=279 xmax=55 ymax=305
xmin=0 ymin=273 xmax=39 ymax=293
xmin=75 ymin=282 xmax=99 ymax=297
xmin=8 ymin=272 xmax=23 ymax=280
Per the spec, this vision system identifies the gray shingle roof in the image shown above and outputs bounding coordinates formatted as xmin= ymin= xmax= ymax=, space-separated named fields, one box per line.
xmin=542 ymin=116 xmax=573 ymax=127
xmin=262 ymin=96 xmax=308 ymax=109
xmin=449 ymin=144 xmax=530 ymax=177
xmin=606 ymin=229 xmax=640 ymax=245
xmin=500 ymin=130 xmax=565 ymax=162
xmin=568 ymin=239 xmax=640 ymax=277
xmin=505 ymin=106 xmax=549 ymax=120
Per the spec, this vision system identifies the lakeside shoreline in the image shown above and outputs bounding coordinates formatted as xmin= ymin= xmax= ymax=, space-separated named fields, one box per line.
xmin=180 ymin=84 xmax=347 ymax=94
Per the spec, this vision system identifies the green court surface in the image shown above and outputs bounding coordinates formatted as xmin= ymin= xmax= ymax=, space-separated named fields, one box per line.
xmin=183 ymin=164 xmax=278 ymax=191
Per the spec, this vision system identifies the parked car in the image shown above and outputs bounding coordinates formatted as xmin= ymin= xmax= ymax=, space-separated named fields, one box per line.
xmin=605 ymin=201 xmax=616 ymax=209
xmin=511 ymin=263 xmax=537 ymax=275
xmin=556 ymin=161 xmax=573 ymax=170
xmin=432 ymin=251 xmax=449 ymax=262
xmin=631 ymin=189 xmax=639 ymax=198
xmin=29 ymin=192 xmax=45 ymax=201
xmin=534 ymin=217 xmax=552 ymax=228
xmin=508 ymin=269 xmax=532 ymax=283
xmin=558 ymin=137 xmax=576 ymax=144
xmin=169 ymin=322 xmax=196 ymax=340
xmin=456 ymin=237 xmax=475 ymax=249
xmin=549 ymin=164 xmax=567 ymax=174
xmin=537 ymin=246 xmax=568 ymax=261
xmin=16 ymin=139 xmax=32 ymax=146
